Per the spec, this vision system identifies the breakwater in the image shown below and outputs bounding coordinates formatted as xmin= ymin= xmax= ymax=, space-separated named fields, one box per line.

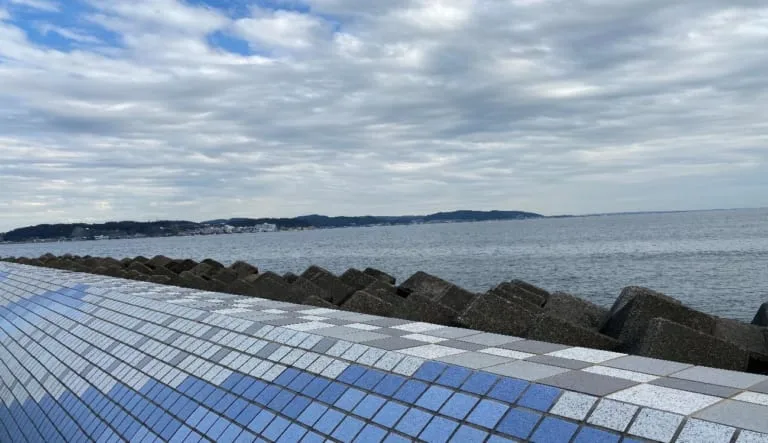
xmin=3 ymin=253 xmax=767 ymax=375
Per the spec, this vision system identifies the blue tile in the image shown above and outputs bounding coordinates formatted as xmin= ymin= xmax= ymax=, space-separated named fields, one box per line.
xmin=416 ymin=386 xmax=454 ymax=412
xmin=262 ymin=416 xmax=290 ymax=441
xmin=301 ymin=431 xmax=325 ymax=443
xmin=466 ymin=399 xmax=509 ymax=429
xmin=383 ymin=433 xmax=412 ymax=443
xmin=450 ymin=425 xmax=488 ymax=443
xmin=487 ymin=436 xmax=516 ymax=443
xmin=530 ymin=417 xmax=578 ymax=443
xmin=573 ymin=427 xmax=621 ymax=443
xmin=395 ymin=408 xmax=433 ymax=437
xmin=353 ymin=395 xmax=386 ymax=419
xmin=297 ymin=403 xmax=328 ymax=427
xmin=496 ymin=408 xmax=541 ymax=439
xmin=302 ymin=378 xmax=330 ymax=399
xmin=277 ymin=423 xmax=307 ymax=443
xmin=268 ymin=390 xmax=295 ymax=412
xmin=288 ymin=373 xmax=315 ymax=392
xmin=354 ymin=370 xmax=386 ymax=390
xmin=235 ymin=406 xmax=260 ymax=428
xmin=337 ymin=366 xmax=367 ymax=384
xmin=372 ymin=402 xmax=408 ymax=428
xmin=282 ymin=395 xmax=311 ymax=419
xmin=274 ymin=368 xmax=301 ymax=387
xmin=413 ymin=362 xmax=448 ymax=382
xmin=517 ymin=384 xmax=561 ymax=412
xmin=331 ymin=416 xmax=365 ymax=442
xmin=335 ymin=388 xmax=366 ymax=411
xmin=419 ymin=416 xmax=459 ymax=443
xmin=314 ymin=409 xmax=344 ymax=435
xmin=393 ymin=380 xmax=428 ymax=403
xmin=255 ymin=385 xmax=281 ymax=405
xmin=373 ymin=374 xmax=406 ymax=397
xmin=317 ymin=382 xmax=347 ymax=404
xmin=487 ymin=377 xmax=528 ymax=404
xmin=247 ymin=410 xmax=276 ymax=434
xmin=436 ymin=365 xmax=472 ymax=388
xmin=621 ymin=439 xmax=647 ymax=443
xmin=354 ymin=424 xmax=388 ymax=443
xmin=439 ymin=392 xmax=480 ymax=420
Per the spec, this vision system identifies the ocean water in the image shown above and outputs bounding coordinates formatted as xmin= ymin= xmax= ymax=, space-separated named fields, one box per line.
xmin=2 ymin=208 xmax=767 ymax=321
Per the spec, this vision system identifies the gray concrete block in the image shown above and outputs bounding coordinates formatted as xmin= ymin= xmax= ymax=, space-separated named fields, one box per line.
xmin=165 ymin=259 xmax=198 ymax=274
xmin=393 ymin=292 xmax=458 ymax=326
xmin=713 ymin=317 xmax=767 ymax=355
xmin=229 ymin=261 xmax=259 ymax=279
xmin=753 ymin=302 xmax=768 ymax=327
xmin=457 ymin=293 xmax=537 ymax=336
xmin=342 ymin=291 xmax=394 ymax=316
xmin=292 ymin=276 xmax=332 ymax=303
xmin=398 ymin=271 xmax=454 ymax=299
xmin=527 ymin=313 xmax=620 ymax=350
xmin=303 ymin=295 xmax=337 ymax=308
xmin=301 ymin=265 xmax=356 ymax=305
xmin=602 ymin=286 xmax=717 ymax=350
xmin=438 ymin=285 xmax=477 ymax=312
xmin=637 ymin=318 xmax=750 ymax=371
xmin=363 ymin=267 xmax=396 ymax=285
xmin=283 ymin=272 xmax=299 ymax=283
xmin=147 ymin=255 xmax=173 ymax=269
xmin=212 ymin=268 xmax=239 ymax=284
xmin=340 ymin=268 xmax=378 ymax=290
xmin=249 ymin=272 xmax=304 ymax=304
xmin=493 ymin=282 xmax=547 ymax=307
xmin=545 ymin=291 xmax=609 ymax=329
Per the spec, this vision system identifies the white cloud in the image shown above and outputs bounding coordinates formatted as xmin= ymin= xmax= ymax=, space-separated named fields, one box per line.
xmin=0 ymin=0 xmax=767 ymax=231
xmin=8 ymin=0 xmax=59 ymax=12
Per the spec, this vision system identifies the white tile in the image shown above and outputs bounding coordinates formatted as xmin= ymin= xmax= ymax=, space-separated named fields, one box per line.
xmin=374 ymin=352 xmax=404 ymax=371
xmin=346 ymin=323 xmax=381 ymax=331
xmin=587 ymin=399 xmax=638 ymax=432
xmin=261 ymin=309 xmax=286 ymax=314
xmin=608 ymin=384 xmax=721 ymax=415
xmin=401 ymin=334 xmax=447 ymax=344
xmin=357 ymin=348 xmax=386 ymax=366
xmin=399 ymin=344 xmax=465 ymax=359
xmin=734 ymin=392 xmax=768 ymax=406
xmin=297 ymin=308 xmax=338 ymax=315
xmin=321 ymin=360 xmax=349 ymax=378
xmin=676 ymin=419 xmax=736 ymax=443
xmin=628 ymin=408 xmax=683 ymax=443
xmin=306 ymin=356 xmax=334 ymax=374
xmin=546 ymin=347 xmax=625 ymax=363
xmin=479 ymin=347 xmax=534 ymax=360
xmin=392 ymin=322 xmax=444 ymax=333
xmin=299 ymin=316 xmax=329 ymax=321
xmin=583 ymin=365 xmax=659 ymax=382
xmin=285 ymin=321 xmax=335 ymax=332
xmin=671 ymin=366 xmax=768 ymax=389
xmin=392 ymin=356 xmax=425 ymax=376
xmin=549 ymin=392 xmax=598 ymax=421
xmin=261 ymin=364 xmax=286 ymax=381
xmin=341 ymin=344 xmax=369 ymax=361
xmin=738 ymin=431 xmax=768 ymax=443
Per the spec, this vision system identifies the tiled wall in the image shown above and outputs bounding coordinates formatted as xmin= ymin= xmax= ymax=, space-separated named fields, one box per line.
xmin=1 ymin=263 xmax=768 ymax=442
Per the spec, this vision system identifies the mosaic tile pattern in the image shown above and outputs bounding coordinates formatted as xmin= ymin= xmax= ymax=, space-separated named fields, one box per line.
xmin=1 ymin=262 xmax=768 ymax=442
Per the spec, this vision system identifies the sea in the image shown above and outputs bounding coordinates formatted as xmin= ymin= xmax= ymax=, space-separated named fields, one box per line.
xmin=2 ymin=208 xmax=767 ymax=321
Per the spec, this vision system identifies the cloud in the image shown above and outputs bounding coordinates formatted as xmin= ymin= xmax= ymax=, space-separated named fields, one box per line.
xmin=0 ymin=0 xmax=767 ymax=231
xmin=8 ymin=0 xmax=59 ymax=13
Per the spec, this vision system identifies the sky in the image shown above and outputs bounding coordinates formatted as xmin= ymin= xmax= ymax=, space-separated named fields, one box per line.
xmin=0 ymin=0 xmax=767 ymax=231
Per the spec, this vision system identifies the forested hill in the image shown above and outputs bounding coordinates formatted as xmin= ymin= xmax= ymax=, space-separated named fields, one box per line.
xmin=0 ymin=210 xmax=543 ymax=243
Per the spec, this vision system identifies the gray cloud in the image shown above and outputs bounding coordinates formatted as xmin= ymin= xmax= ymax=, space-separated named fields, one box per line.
xmin=0 ymin=0 xmax=767 ymax=231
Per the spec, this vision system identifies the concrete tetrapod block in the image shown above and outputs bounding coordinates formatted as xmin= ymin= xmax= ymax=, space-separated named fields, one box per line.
xmin=437 ymin=285 xmax=478 ymax=312
xmin=398 ymin=271 xmax=454 ymax=299
xmin=147 ymin=255 xmax=173 ymax=270
xmin=283 ymin=272 xmax=299 ymax=284
xmin=291 ymin=277 xmax=332 ymax=303
xmin=147 ymin=265 xmax=181 ymax=280
xmin=602 ymin=286 xmax=717 ymax=350
xmin=178 ymin=271 xmax=215 ymax=291
xmin=127 ymin=261 xmax=153 ymax=276
xmin=188 ymin=263 xmax=219 ymax=280
xmin=713 ymin=318 xmax=768 ymax=355
xmin=342 ymin=291 xmax=395 ymax=316
xmin=637 ymin=318 xmax=750 ymax=371
xmin=212 ymin=268 xmax=239 ymax=284
xmin=544 ymin=291 xmax=609 ymax=329
xmin=201 ymin=258 xmax=225 ymax=269
xmin=242 ymin=272 xmax=303 ymax=304
xmin=228 ymin=261 xmax=259 ymax=279
xmin=509 ymin=279 xmax=551 ymax=299
xmin=165 ymin=259 xmax=198 ymax=274
xmin=340 ymin=268 xmax=379 ymax=291
xmin=527 ymin=313 xmax=620 ymax=350
xmin=301 ymin=266 xmax=356 ymax=305
xmin=457 ymin=293 xmax=539 ymax=336
xmin=493 ymin=282 xmax=547 ymax=307
xmin=302 ymin=295 xmax=337 ymax=308
xmin=753 ymin=303 xmax=768 ymax=327
xmin=487 ymin=286 xmax=545 ymax=312
xmin=363 ymin=267 xmax=396 ymax=285
xmin=364 ymin=281 xmax=405 ymax=307
xmin=393 ymin=293 xmax=458 ymax=326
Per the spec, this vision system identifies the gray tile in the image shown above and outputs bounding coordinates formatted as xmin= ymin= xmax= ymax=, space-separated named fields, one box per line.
xmin=672 ymin=366 xmax=768 ymax=389
xmin=525 ymin=355 xmax=592 ymax=370
xmin=439 ymin=340 xmax=486 ymax=351
xmin=676 ymin=419 xmax=736 ymax=443
xmin=255 ymin=342 xmax=281 ymax=359
xmin=539 ymin=370 xmax=637 ymax=396
xmin=695 ymin=400 xmax=768 ymax=433
xmin=311 ymin=337 xmax=338 ymax=354
xmin=650 ymin=377 xmax=741 ymax=398
xmin=436 ymin=351 xmax=511 ymax=369
xmin=258 ymin=317 xmax=301 ymax=326
xmin=499 ymin=339 xmax=569 ymax=354
xmin=363 ymin=337 xmax=428 ymax=351
xmin=485 ymin=360 xmax=570 ymax=380
xmin=458 ymin=333 xmax=523 ymax=347
xmin=628 ymin=408 xmax=684 ymax=443
xmin=427 ymin=327 xmax=481 ymax=339
xmin=311 ymin=326 xmax=388 ymax=342
xmin=375 ymin=328 xmax=411 ymax=337
xmin=603 ymin=355 xmax=692 ymax=376
xmin=750 ymin=379 xmax=768 ymax=395
xmin=363 ymin=317 xmax=412 ymax=327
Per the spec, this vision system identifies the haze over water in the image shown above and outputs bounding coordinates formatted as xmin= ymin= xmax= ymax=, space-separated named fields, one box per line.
xmin=3 ymin=208 xmax=767 ymax=321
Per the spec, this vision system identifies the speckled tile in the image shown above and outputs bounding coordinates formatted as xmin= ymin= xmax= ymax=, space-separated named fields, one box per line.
xmin=583 ymin=365 xmax=658 ymax=383
xmin=627 ymin=408 xmax=683 ymax=443
xmin=457 ymin=332 xmax=523 ymax=347
xmin=601 ymin=355 xmax=692 ymax=376
xmin=391 ymin=322 xmax=445 ymax=333
xmin=546 ymin=347 xmax=626 ymax=364
xmin=671 ymin=366 xmax=768 ymax=389
xmin=737 ymin=430 xmax=768 ymax=443
xmin=498 ymin=339 xmax=569 ymax=354
xmin=587 ymin=399 xmax=638 ymax=432
xmin=524 ymin=354 xmax=593 ymax=370
xmin=399 ymin=344 xmax=465 ymax=359
xmin=608 ymin=383 xmax=721 ymax=415
xmin=734 ymin=392 xmax=768 ymax=406
xmin=676 ymin=419 xmax=736 ymax=443
xmin=695 ymin=400 xmax=768 ymax=433
xmin=549 ymin=391 xmax=597 ymax=421
xmin=436 ymin=351 xmax=511 ymax=369
xmin=479 ymin=347 xmax=535 ymax=360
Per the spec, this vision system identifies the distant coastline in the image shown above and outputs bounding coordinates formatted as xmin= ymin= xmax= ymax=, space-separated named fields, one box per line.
xmin=0 ymin=210 xmax=543 ymax=244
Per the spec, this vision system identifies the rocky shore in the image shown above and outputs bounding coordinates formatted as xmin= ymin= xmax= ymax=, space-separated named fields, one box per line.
xmin=4 ymin=254 xmax=768 ymax=375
